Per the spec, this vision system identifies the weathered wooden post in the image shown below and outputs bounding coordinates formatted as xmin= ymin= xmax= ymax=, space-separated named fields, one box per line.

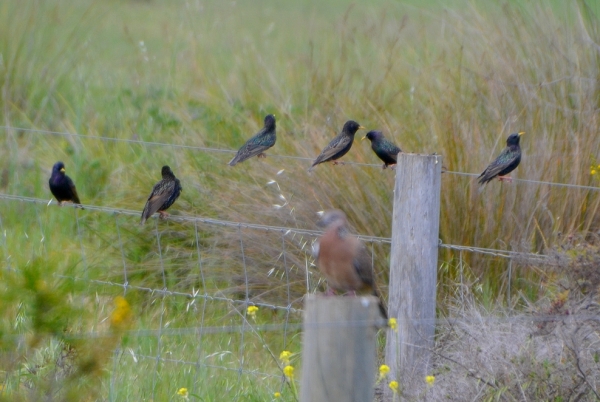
xmin=300 ymin=294 xmax=383 ymax=402
xmin=385 ymin=153 xmax=442 ymax=397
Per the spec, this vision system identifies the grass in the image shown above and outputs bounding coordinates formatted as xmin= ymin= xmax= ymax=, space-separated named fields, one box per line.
xmin=1 ymin=0 xmax=600 ymax=400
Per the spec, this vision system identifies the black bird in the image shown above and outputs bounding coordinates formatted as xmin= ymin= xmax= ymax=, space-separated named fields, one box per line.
xmin=478 ymin=132 xmax=525 ymax=184
xmin=309 ymin=120 xmax=365 ymax=171
xmin=48 ymin=162 xmax=82 ymax=208
xmin=362 ymin=130 xmax=402 ymax=169
xmin=140 ymin=166 xmax=182 ymax=225
xmin=228 ymin=114 xmax=276 ymax=166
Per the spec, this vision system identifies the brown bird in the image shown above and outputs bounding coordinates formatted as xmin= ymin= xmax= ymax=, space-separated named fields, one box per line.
xmin=314 ymin=209 xmax=387 ymax=318
xmin=140 ymin=166 xmax=182 ymax=225
xmin=309 ymin=120 xmax=364 ymax=171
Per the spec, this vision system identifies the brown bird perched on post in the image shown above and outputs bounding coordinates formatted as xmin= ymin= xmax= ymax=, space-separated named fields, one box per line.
xmin=140 ymin=166 xmax=182 ymax=225
xmin=313 ymin=209 xmax=387 ymax=318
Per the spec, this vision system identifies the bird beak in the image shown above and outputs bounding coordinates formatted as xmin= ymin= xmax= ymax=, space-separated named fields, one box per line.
xmin=518 ymin=131 xmax=525 ymax=136
xmin=359 ymin=126 xmax=366 ymax=130
xmin=361 ymin=135 xmax=367 ymax=141
xmin=60 ymin=168 xmax=66 ymax=172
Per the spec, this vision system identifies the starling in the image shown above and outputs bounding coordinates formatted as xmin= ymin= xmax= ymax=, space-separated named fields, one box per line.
xmin=362 ymin=130 xmax=402 ymax=169
xmin=228 ymin=114 xmax=276 ymax=166
xmin=314 ymin=209 xmax=387 ymax=319
xmin=48 ymin=162 xmax=82 ymax=208
xmin=140 ymin=166 xmax=182 ymax=225
xmin=309 ymin=120 xmax=365 ymax=170
xmin=478 ymin=132 xmax=525 ymax=184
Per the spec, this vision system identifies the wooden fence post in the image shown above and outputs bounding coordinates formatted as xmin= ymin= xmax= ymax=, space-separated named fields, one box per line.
xmin=385 ymin=153 xmax=442 ymax=398
xmin=300 ymin=294 xmax=382 ymax=402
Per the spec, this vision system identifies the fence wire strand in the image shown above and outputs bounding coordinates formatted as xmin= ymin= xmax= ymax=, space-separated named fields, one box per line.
xmin=2 ymin=125 xmax=600 ymax=192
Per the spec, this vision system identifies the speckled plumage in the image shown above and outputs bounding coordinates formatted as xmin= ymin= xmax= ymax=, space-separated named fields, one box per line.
xmin=309 ymin=120 xmax=364 ymax=170
xmin=49 ymin=162 xmax=82 ymax=208
xmin=315 ymin=209 xmax=387 ymax=318
xmin=478 ymin=132 xmax=525 ymax=184
xmin=362 ymin=130 xmax=402 ymax=168
xmin=228 ymin=114 xmax=276 ymax=166
xmin=140 ymin=166 xmax=182 ymax=225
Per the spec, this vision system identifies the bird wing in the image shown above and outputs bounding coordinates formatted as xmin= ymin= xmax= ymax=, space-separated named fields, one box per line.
xmin=352 ymin=240 xmax=374 ymax=288
xmin=353 ymin=238 xmax=387 ymax=318
xmin=228 ymin=130 xmax=275 ymax=166
xmin=384 ymin=140 xmax=402 ymax=155
xmin=312 ymin=134 xmax=352 ymax=166
xmin=478 ymin=147 xmax=520 ymax=183
xmin=141 ymin=181 xmax=174 ymax=223
xmin=67 ymin=176 xmax=82 ymax=205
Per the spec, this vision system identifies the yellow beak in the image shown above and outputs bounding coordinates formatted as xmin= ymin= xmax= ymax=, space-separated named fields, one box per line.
xmin=361 ymin=135 xmax=367 ymax=141
xmin=60 ymin=168 xmax=66 ymax=172
xmin=359 ymin=125 xmax=366 ymax=130
xmin=518 ymin=131 xmax=525 ymax=136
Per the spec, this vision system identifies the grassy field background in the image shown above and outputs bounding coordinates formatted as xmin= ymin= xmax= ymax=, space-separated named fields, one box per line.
xmin=1 ymin=0 xmax=599 ymax=400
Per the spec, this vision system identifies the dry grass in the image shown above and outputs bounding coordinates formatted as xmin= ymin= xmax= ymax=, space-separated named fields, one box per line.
xmin=1 ymin=0 xmax=600 ymax=399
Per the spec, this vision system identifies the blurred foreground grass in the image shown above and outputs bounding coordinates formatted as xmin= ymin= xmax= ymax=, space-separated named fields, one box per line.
xmin=1 ymin=0 xmax=599 ymax=399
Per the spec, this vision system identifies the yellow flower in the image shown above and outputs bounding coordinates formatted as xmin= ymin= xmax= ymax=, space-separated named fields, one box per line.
xmin=388 ymin=318 xmax=398 ymax=332
xmin=177 ymin=387 xmax=189 ymax=397
xmin=379 ymin=364 xmax=390 ymax=379
xmin=279 ymin=350 xmax=292 ymax=364
xmin=592 ymin=169 xmax=597 ymax=176
xmin=389 ymin=380 xmax=399 ymax=393
xmin=283 ymin=365 xmax=294 ymax=379
xmin=247 ymin=305 xmax=259 ymax=317
xmin=274 ymin=392 xmax=281 ymax=398
xmin=110 ymin=296 xmax=132 ymax=328
xmin=425 ymin=375 xmax=435 ymax=386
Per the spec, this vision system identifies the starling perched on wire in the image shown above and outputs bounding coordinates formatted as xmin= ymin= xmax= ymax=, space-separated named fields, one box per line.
xmin=478 ymin=132 xmax=525 ymax=184
xmin=362 ymin=130 xmax=402 ymax=169
xmin=309 ymin=120 xmax=365 ymax=171
xmin=228 ymin=114 xmax=276 ymax=166
xmin=48 ymin=161 xmax=82 ymax=208
xmin=140 ymin=166 xmax=182 ymax=225
xmin=314 ymin=209 xmax=387 ymax=319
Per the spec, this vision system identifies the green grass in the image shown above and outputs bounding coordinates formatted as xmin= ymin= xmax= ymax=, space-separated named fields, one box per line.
xmin=1 ymin=0 xmax=600 ymax=399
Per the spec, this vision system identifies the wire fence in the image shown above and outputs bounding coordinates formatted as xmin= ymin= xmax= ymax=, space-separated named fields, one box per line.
xmin=0 ymin=191 xmax=594 ymax=399
xmin=1 ymin=122 xmax=597 ymax=399
xmin=2 ymin=125 xmax=600 ymax=192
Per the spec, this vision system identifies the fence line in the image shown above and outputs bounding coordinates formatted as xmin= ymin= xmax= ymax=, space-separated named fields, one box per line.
xmin=0 ymin=185 xmax=587 ymax=399
xmin=2 ymin=125 xmax=599 ymax=192
xmin=4 ymin=309 xmax=598 ymax=345
xmin=0 ymin=192 xmax=558 ymax=264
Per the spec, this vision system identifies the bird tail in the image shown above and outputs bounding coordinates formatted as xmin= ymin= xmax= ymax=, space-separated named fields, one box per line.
xmin=140 ymin=209 xmax=149 ymax=225
xmin=372 ymin=288 xmax=388 ymax=319
xmin=228 ymin=156 xmax=239 ymax=166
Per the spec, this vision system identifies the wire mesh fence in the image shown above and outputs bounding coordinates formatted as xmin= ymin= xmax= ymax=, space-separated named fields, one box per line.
xmin=0 ymin=188 xmax=595 ymax=399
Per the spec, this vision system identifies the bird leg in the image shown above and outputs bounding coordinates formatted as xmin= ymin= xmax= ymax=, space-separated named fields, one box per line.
xmin=332 ymin=161 xmax=345 ymax=166
xmin=497 ymin=175 xmax=513 ymax=183
xmin=324 ymin=287 xmax=336 ymax=296
xmin=257 ymin=153 xmax=267 ymax=159
xmin=158 ymin=211 xmax=170 ymax=219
